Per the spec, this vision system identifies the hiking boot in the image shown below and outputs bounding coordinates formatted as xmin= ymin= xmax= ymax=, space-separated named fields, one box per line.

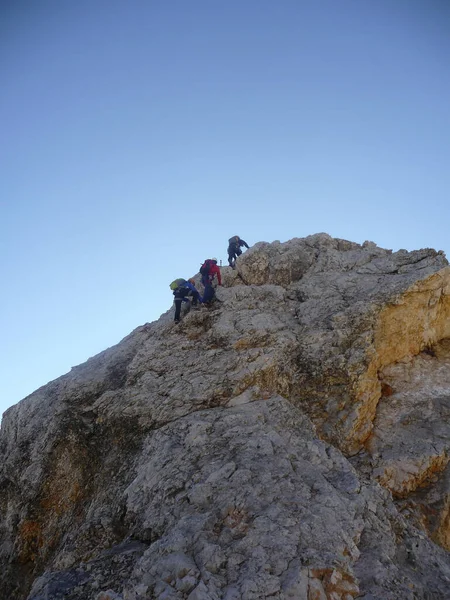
xmin=174 ymin=319 xmax=180 ymax=324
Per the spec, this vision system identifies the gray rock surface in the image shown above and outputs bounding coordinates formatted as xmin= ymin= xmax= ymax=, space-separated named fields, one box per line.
xmin=1 ymin=233 xmax=450 ymax=599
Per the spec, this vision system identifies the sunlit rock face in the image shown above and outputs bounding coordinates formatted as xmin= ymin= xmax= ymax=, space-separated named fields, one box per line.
xmin=1 ymin=234 xmax=450 ymax=600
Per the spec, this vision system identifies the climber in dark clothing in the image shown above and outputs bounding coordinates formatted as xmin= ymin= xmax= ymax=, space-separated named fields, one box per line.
xmin=227 ymin=236 xmax=249 ymax=267
xmin=171 ymin=279 xmax=202 ymax=323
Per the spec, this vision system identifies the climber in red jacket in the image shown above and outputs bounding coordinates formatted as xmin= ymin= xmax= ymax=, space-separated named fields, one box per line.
xmin=200 ymin=258 xmax=222 ymax=287
xmin=200 ymin=258 xmax=222 ymax=304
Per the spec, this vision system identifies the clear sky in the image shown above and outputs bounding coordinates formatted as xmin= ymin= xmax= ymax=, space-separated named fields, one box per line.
xmin=1 ymin=0 xmax=449 ymax=417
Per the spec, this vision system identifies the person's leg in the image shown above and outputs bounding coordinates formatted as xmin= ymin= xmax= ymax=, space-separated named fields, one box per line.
xmin=227 ymin=246 xmax=234 ymax=267
xmin=191 ymin=290 xmax=201 ymax=305
xmin=181 ymin=297 xmax=191 ymax=317
xmin=203 ymin=283 xmax=215 ymax=304
xmin=174 ymin=298 xmax=182 ymax=322
xmin=187 ymin=291 xmax=196 ymax=306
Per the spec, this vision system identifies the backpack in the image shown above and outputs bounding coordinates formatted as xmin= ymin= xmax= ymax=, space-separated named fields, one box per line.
xmin=170 ymin=278 xmax=186 ymax=291
xmin=228 ymin=236 xmax=239 ymax=245
xmin=200 ymin=260 xmax=213 ymax=277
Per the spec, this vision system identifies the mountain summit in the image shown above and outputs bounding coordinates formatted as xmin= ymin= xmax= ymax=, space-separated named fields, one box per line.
xmin=2 ymin=233 xmax=450 ymax=599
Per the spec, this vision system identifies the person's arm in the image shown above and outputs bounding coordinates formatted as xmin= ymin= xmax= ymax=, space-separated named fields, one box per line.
xmin=185 ymin=281 xmax=203 ymax=302
xmin=240 ymin=239 xmax=249 ymax=248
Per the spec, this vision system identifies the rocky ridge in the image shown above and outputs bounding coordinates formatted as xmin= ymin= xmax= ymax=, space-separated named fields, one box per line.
xmin=1 ymin=233 xmax=450 ymax=599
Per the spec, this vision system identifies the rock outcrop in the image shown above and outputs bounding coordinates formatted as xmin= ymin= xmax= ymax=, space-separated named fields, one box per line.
xmin=1 ymin=233 xmax=450 ymax=600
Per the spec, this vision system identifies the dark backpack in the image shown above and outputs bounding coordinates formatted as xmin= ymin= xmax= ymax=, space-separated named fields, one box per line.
xmin=228 ymin=236 xmax=239 ymax=246
xmin=200 ymin=260 xmax=213 ymax=277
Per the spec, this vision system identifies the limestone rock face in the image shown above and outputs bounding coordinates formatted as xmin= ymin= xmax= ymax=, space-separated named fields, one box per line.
xmin=1 ymin=233 xmax=450 ymax=600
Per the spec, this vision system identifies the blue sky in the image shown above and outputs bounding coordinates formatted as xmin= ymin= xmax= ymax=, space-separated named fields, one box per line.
xmin=1 ymin=0 xmax=449 ymax=416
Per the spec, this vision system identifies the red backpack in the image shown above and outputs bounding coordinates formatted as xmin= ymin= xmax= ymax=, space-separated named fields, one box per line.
xmin=200 ymin=260 xmax=213 ymax=276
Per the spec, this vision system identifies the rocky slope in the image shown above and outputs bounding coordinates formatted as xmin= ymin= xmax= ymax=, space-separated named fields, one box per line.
xmin=1 ymin=233 xmax=450 ymax=600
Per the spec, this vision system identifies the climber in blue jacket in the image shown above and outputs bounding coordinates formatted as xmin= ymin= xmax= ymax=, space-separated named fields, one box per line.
xmin=171 ymin=278 xmax=202 ymax=323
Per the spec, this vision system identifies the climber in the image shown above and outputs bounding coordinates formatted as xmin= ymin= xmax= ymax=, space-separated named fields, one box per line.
xmin=200 ymin=258 xmax=222 ymax=287
xmin=169 ymin=278 xmax=202 ymax=324
xmin=199 ymin=258 xmax=222 ymax=305
xmin=227 ymin=236 xmax=249 ymax=268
